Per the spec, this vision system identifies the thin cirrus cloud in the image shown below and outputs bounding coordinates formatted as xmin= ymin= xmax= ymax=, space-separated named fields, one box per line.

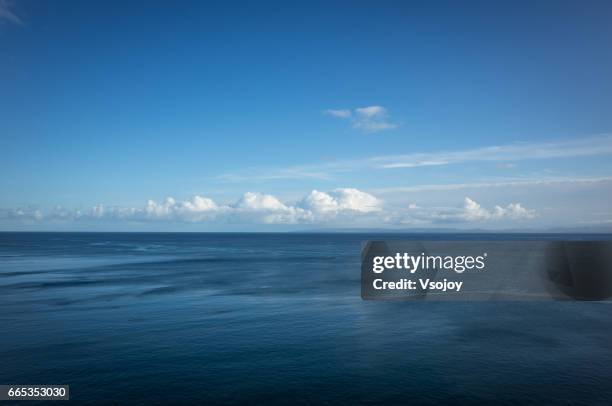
xmin=324 ymin=109 xmax=352 ymax=119
xmin=1 ymin=189 xmax=535 ymax=226
xmin=376 ymin=134 xmax=612 ymax=169
xmin=324 ymin=105 xmax=398 ymax=133
xmin=0 ymin=0 xmax=21 ymax=25
xmin=217 ymin=134 xmax=612 ymax=182
xmin=370 ymin=176 xmax=612 ymax=194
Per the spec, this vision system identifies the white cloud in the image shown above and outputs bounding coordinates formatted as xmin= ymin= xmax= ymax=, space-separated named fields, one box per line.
xmin=217 ymin=134 xmax=612 ymax=182
xmin=0 ymin=0 xmax=21 ymax=25
xmin=463 ymin=197 xmax=491 ymax=221
xmin=141 ymin=196 xmax=223 ymax=221
xmin=324 ymin=105 xmax=398 ymax=133
xmin=354 ymin=106 xmax=385 ymax=117
xmin=1 ymin=191 xmax=541 ymax=229
xmin=397 ymin=197 xmax=536 ymax=224
xmin=331 ymin=188 xmax=381 ymax=212
xmin=378 ymin=134 xmax=612 ymax=169
xmin=464 ymin=197 xmax=535 ymax=221
xmin=495 ymin=202 xmax=536 ymax=220
xmin=323 ymin=109 xmax=352 ymax=118
xmin=301 ymin=190 xmax=339 ymax=213
xmin=82 ymin=195 xmax=225 ymax=223
xmin=180 ymin=195 xmax=219 ymax=213
xmin=354 ymin=120 xmax=398 ymax=133
xmin=461 ymin=197 xmax=534 ymax=221
xmin=2 ymin=207 xmax=43 ymax=221
xmin=301 ymin=188 xmax=381 ymax=215
xmin=6 ymin=189 xmax=379 ymax=225
xmin=232 ymin=192 xmax=311 ymax=224
xmin=234 ymin=192 xmax=288 ymax=211
xmin=371 ymin=176 xmax=612 ymax=194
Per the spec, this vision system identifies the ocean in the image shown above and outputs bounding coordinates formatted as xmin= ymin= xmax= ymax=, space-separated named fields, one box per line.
xmin=1 ymin=232 xmax=612 ymax=404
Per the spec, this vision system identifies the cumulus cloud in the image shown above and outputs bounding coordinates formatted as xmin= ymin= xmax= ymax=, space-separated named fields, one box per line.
xmin=494 ymin=202 xmax=536 ymax=220
xmin=0 ymin=0 xmax=21 ymax=25
xmin=324 ymin=105 xmax=398 ymax=133
xmin=1 ymin=192 xmax=538 ymax=228
xmin=89 ymin=196 xmax=224 ymax=223
xmin=232 ymin=192 xmax=311 ymax=224
xmin=463 ymin=197 xmax=535 ymax=221
xmin=1 ymin=207 xmax=43 ymax=221
xmin=3 ymin=189 xmax=381 ymax=225
xmin=397 ymin=197 xmax=536 ymax=224
xmin=301 ymin=188 xmax=381 ymax=215
xmin=234 ymin=192 xmax=287 ymax=212
xmin=143 ymin=196 xmax=223 ymax=221
xmin=462 ymin=197 xmax=493 ymax=221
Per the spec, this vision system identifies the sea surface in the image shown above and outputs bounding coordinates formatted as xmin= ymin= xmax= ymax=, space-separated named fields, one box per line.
xmin=1 ymin=232 xmax=612 ymax=405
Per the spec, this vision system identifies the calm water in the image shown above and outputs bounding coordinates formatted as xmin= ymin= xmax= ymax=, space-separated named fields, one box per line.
xmin=1 ymin=232 xmax=612 ymax=404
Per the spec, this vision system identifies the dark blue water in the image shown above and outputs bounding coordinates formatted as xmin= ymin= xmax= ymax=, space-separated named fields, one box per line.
xmin=1 ymin=233 xmax=612 ymax=405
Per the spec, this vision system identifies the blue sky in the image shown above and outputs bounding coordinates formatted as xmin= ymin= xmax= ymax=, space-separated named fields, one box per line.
xmin=1 ymin=0 xmax=612 ymax=230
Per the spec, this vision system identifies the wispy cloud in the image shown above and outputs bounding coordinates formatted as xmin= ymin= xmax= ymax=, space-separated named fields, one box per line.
xmin=215 ymin=167 xmax=333 ymax=182
xmin=323 ymin=109 xmax=351 ymax=119
xmin=218 ymin=134 xmax=612 ymax=182
xmin=0 ymin=0 xmax=22 ymax=25
xmin=324 ymin=105 xmax=398 ymax=133
xmin=376 ymin=134 xmax=612 ymax=169
xmin=371 ymin=176 xmax=612 ymax=194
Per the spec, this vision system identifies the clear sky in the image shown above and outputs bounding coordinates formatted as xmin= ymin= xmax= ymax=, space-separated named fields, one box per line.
xmin=1 ymin=0 xmax=612 ymax=231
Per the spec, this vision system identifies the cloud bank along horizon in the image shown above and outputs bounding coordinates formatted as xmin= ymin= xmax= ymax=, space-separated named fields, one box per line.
xmin=3 ymin=188 xmax=536 ymax=229
xmin=2 ymin=132 xmax=611 ymax=229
